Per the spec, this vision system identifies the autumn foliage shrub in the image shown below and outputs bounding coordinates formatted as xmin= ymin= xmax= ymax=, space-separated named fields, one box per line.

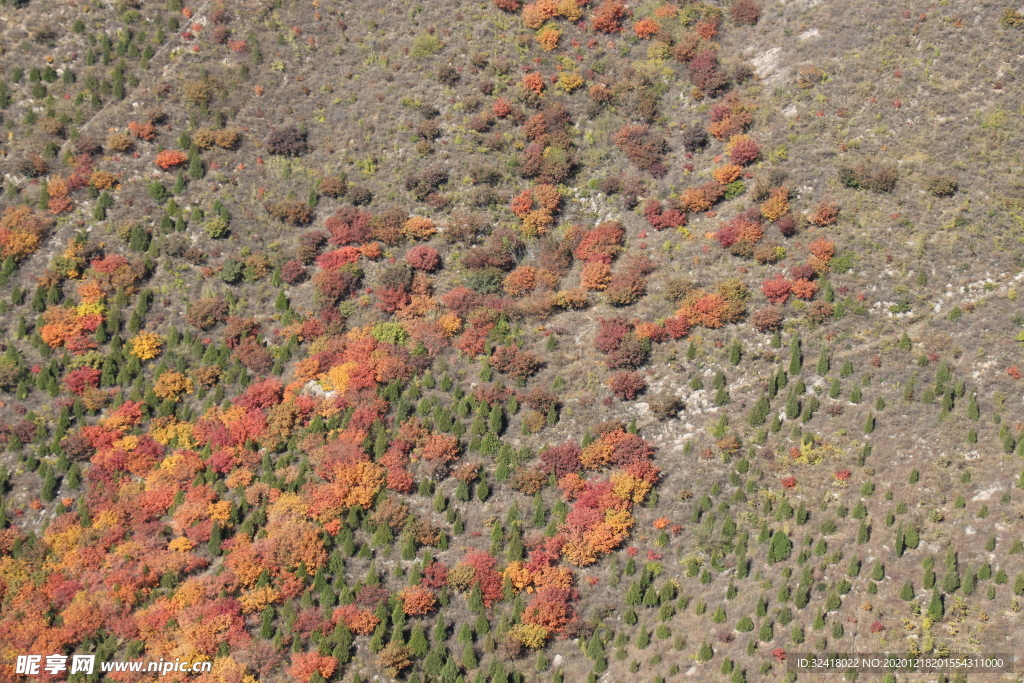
xmin=266 ymin=199 xmax=314 ymax=226
xmin=154 ymin=150 xmax=188 ymax=169
xmin=751 ymin=306 xmax=784 ymax=332
xmin=731 ymin=0 xmax=762 ymax=24
xmin=688 ymin=50 xmax=728 ymax=96
xmin=633 ymin=17 xmax=660 ymax=38
xmin=642 ymin=200 xmax=686 ymax=230
xmin=406 ymin=245 xmax=441 ymax=271
xmin=610 ymin=371 xmax=646 ymax=399
xmin=491 ymin=345 xmax=542 ymax=380
xmin=325 ymin=207 xmax=371 ymax=245
xmin=186 ymin=298 xmax=229 ymax=330
xmin=574 ymin=221 xmax=624 ymax=263
xmin=761 ymin=275 xmax=792 ymax=304
xmin=64 ymin=367 xmax=101 ymax=396
xmin=0 ymin=206 xmax=51 ymax=261
xmin=760 ymin=187 xmax=791 ymax=222
xmin=808 ymin=200 xmax=839 ymax=226
xmin=727 ymin=135 xmax=760 ymax=165
xmin=613 ymin=124 xmax=668 ymax=174
xmin=708 ymin=95 xmax=754 ymax=139
xmin=592 ymin=0 xmax=627 ymax=32
xmin=265 ymin=126 xmax=308 ymax=156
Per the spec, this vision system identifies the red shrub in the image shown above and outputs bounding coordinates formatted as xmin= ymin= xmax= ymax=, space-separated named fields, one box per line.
xmin=613 ymin=125 xmax=668 ymax=172
xmin=375 ymin=287 xmax=412 ymax=314
xmin=324 ymin=207 xmax=372 ymax=245
xmin=761 ymin=275 xmax=792 ymax=304
xmin=728 ymin=137 xmax=760 ymax=165
xmin=688 ymin=50 xmax=727 ymax=95
xmin=282 ymin=259 xmax=308 ymax=284
xmin=316 ymin=247 xmax=361 ymax=270
xmin=594 ymin=316 xmax=630 ymax=353
xmin=406 ymin=245 xmax=441 ymax=271
xmin=490 ymin=345 xmax=542 ymax=380
xmin=540 ymin=443 xmax=582 ymax=478
xmin=776 ymin=214 xmax=797 ymax=237
xmin=574 ymin=221 xmax=625 ymax=263
xmin=64 ymin=367 xmax=101 ymax=396
xmin=642 ymin=200 xmax=686 ymax=230
xmin=609 ymin=371 xmax=646 ymax=400
xmin=235 ymin=379 xmax=284 ymax=409
xmin=234 ymin=338 xmax=273 ymax=374
xmin=663 ymin=315 xmax=691 ymax=339
xmin=731 ymin=0 xmax=762 ymax=24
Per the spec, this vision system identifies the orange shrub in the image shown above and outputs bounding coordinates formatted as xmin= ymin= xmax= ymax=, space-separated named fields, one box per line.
xmin=791 ymin=278 xmax=818 ymax=300
xmin=808 ymin=238 xmax=835 ymax=262
xmin=398 ymin=586 xmax=437 ymax=616
xmin=580 ymin=261 xmax=612 ymax=291
xmin=537 ymin=27 xmax=561 ymax=50
xmin=155 ymin=150 xmax=188 ymax=169
xmin=679 ymin=186 xmax=713 ymax=212
xmin=504 ymin=266 xmax=537 ymax=296
xmin=554 ymin=288 xmax=588 ymax=309
xmin=522 ymin=72 xmax=546 ymax=95
xmin=633 ymin=17 xmax=659 ymax=38
xmin=712 ymin=163 xmax=743 ymax=184
xmin=679 ymin=292 xmax=730 ymax=328
xmin=128 ymin=120 xmax=156 ymax=141
xmin=808 ymin=200 xmax=839 ymax=226
xmin=532 ymin=184 xmax=562 ymax=212
xmin=522 ymin=0 xmax=558 ymax=27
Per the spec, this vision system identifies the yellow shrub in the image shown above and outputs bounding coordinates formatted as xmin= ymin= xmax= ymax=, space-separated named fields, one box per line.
xmin=130 ymin=331 xmax=163 ymax=360
xmin=153 ymin=371 xmax=195 ymax=401
xmin=557 ymin=72 xmax=585 ymax=92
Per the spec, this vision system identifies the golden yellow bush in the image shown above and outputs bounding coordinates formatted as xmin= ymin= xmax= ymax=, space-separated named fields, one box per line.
xmin=403 ymin=216 xmax=436 ymax=240
xmin=154 ymin=371 xmax=195 ymax=401
xmin=130 ymin=331 xmax=163 ymax=360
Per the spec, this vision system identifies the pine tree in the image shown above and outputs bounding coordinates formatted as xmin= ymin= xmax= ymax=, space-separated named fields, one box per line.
xmin=275 ymin=291 xmax=289 ymax=311
xmin=39 ymin=467 xmax=57 ymax=502
xmin=965 ymin=392 xmax=979 ymax=420
xmin=768 ymin=531 xmax=792 ymax=563
xmin=816 ymin=347 xmax=829 ymax=375
xmin=748 ymin=396 xmax=769 ymax=426
xmin=785 ymin=391 xmax=800 ymax=420
xmin=927 ymin=589 xmax=943 ymax=620
xmin=208 ymin=521 xmax=223 ymax=555
xmin=635 ymin=627 xmax=650 ymax=649
xmin=729 ymin=340 xmax=742 ymax=365
xmin=898 ymin=331 xmax=912 ymax=351
xmin=782 ymin=339 xmax=798 ymax=375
